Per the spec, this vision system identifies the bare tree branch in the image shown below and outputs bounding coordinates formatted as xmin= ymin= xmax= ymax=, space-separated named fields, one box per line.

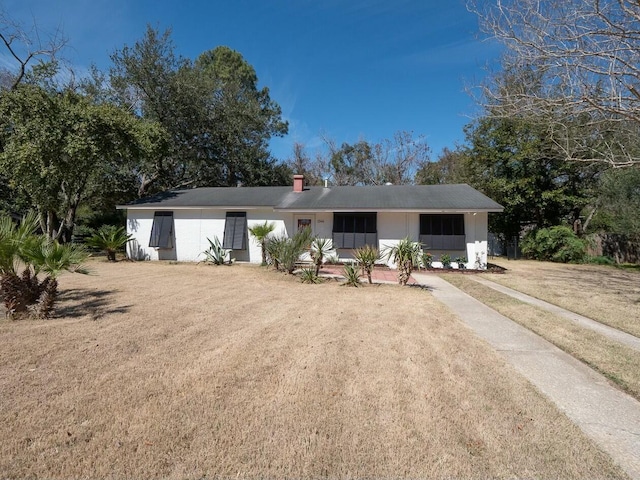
xmin=0 ymin=8 xmax=67 ymax=89
xmin=469 ymin=0 xmax=640 ymax=167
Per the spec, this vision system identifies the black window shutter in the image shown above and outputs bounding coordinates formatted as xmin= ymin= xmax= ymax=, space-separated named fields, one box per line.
xmin=223 ymin=212 xmax=247 ymax=250
xmin=149 ymin=212 xmax=173 ymax=248
xmin=333 ymin=213 xmax=377 ymax=247
xmin=419 ymin=214 xmax=465 ymax=249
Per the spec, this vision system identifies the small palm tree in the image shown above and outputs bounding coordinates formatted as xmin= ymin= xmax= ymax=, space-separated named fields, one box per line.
xmin=0 ymin=211 xmax=39 ymax=275
xmin=353 ymin=245 xmax=379 ymax=284
xmin=21 ymin=237 xmax=89 ymax=317
xmin=310 ymin=238 xmax=332 ymax=275
xmin=0 ymin=212 xmax=88 ymax=318
xmin=248 ymin=221 xmax=276 ymax=266
xmin=383 ymin=238 xmax=422 ymax=286
xmin=87 ymin=225 xmax=132 ymax=261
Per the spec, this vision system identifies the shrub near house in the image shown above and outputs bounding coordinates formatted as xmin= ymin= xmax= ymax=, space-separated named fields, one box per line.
xmin=521 ymin=226 xmax=587 ymax=263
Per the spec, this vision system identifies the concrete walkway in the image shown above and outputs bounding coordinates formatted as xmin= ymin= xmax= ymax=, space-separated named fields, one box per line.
xmin=412 ymin=273 xmax=640 ymax=480
xmin=470 ymin=276 xmax=640 ymax=352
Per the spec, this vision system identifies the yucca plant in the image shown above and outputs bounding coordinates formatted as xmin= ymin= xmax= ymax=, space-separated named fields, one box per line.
xmin=310 ymin=237 xmax=332 ymax=275
xmin=248 ymin=221 xmax=276 ymax=266
xmin=265 ymin=235 xmax=286 ymax=270
xmin=86 ymin=225 xmax=132 ymax=261
xmin=279 ymin=227 xmax=314 ymax=274
xmin=300 ymin=267 xmax=322 ymax=284
xmin=353 ymin=245 xmax=378 ymax=284
xmin=342 ymin=263 xmax=361 ymax=287
xmin=324 ymin=253 xmax=340 ymax=265
xmin=202 ymin=236 xmax=230 ymax=265
xmin=383 ymin=238 xmax=422 ymax=286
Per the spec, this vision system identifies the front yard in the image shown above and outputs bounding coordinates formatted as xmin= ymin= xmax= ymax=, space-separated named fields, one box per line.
xmin=0 ymin=261 xmax=626 ymax=479
xmin=484 ymin=258 xmax=640 ymax=336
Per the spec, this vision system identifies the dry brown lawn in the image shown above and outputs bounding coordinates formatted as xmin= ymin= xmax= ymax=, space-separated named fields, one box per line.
xmin=445 ymin=274 xmax=640 ymax=401
xmin=486 ymin=258 xmax=640 ymax=336
xmin=0 ymin=261 xmax=626 ymax=479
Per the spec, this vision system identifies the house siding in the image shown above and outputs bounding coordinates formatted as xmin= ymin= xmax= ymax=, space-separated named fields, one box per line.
xmin=127 ymin=208 xmax=291 ymax=263
xmin=126 ymin=209 xmax=492 ymax=269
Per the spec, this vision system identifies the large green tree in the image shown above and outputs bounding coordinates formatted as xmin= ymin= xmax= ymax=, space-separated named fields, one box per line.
xmin=589 ymin=168 xmax=640 ymax=236
xmin=109 ymin=27 xmax=289 ymax=195
xmin=0 ymin=84 xmax=164 ymax=240
xmin=462 ymin=116 xmax=599 ymax=245
xmin=415 ymin=147 xmax=469 ymax=185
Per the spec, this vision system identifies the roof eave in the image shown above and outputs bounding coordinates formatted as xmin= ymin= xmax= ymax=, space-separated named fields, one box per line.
xmin=117 ymin=205 xmax=276 ymax=210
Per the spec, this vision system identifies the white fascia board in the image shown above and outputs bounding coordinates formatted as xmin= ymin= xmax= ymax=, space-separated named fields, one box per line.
xmin=118 ymin=206 xmax=503 ymax=213
xmin=273 ymin=208 xmax=503 ymax=213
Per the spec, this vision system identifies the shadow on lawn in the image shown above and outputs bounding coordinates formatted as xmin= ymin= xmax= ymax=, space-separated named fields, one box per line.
xmin=56 ymin=288 xmax=131 ymax=319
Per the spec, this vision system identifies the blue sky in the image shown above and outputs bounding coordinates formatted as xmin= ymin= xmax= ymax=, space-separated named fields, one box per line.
xmin=2 ymin=0 xmax=500 ymax=162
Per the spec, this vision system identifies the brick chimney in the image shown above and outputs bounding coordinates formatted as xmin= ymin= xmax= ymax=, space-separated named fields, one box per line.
xmin=293 ymin=174 xmax=304 ymax=192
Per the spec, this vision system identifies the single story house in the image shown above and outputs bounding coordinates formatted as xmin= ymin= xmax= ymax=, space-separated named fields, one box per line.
xmin=118 ymin=175 xmax=503 ymax=269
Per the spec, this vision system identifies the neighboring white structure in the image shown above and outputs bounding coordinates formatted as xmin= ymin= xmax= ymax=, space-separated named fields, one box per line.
xmin=118 ymin=175 xmax=504 ymax=269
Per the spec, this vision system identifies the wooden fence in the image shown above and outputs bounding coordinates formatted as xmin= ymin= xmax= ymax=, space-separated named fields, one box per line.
xmin=587 ymin=233 xmax=640 ymax=264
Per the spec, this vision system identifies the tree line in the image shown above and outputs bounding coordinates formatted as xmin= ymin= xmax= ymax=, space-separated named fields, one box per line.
xmin=1 ymin=3 xmax=638 ymax=253
xmin=0 ymin=19 xmax=289 ymax=241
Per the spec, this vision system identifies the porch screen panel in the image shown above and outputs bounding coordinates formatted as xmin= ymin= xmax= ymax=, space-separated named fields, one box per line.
xmin=149 ymin=211 xmax=173 ymax=248
xmin=332 ymin=213 xmax=377 ymax=249
xmin=419 ymin=214 xmax=465 ymax=250
xmin=223 ymin=212 xmax=247 ymax=250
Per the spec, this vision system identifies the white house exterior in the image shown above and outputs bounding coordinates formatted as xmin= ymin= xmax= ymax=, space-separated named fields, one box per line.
xmin=118 ymin=176 xmax=503 ymax=269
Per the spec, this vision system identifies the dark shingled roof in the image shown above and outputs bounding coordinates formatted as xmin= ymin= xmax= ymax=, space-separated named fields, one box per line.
xmin=121 ymin=184 xmax=503 ymax=212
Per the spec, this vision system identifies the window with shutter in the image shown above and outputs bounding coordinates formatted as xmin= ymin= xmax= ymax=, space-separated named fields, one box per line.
xmin=149 ymin=211 xmax=174 ymax=248
xmin=332 ymin=213 xmax=377 ymax=249
xmin=419 ymin=214 xmax=465 ymax=250
xmin=223 ymin=212 xmax=247 ymax=250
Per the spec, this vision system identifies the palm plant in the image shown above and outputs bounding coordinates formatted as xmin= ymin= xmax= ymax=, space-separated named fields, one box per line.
xmin=383 ymin=238 xmax=422 ymax=286
xmin=248 ymin=221 xmax=276 ymax=266
xmin=310 ymin=237 xmax=332 ymax=275
xmin=86 ymin=225 xmax=132 ymax=261
xmin=0 ymin=211 xmax=39 ymax=275
xmin=0 ymin=212 xmax=88 ymax=318
xmin=21 ymin=238 xmax=89 ymax=317
xmin=353 ymin=245 xmax=378 ymax=284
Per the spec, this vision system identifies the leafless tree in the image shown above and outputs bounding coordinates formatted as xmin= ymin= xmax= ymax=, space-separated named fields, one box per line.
xmin=470 ymin=0 xmax=640 ymax=168
xmin=369 ymin=131 xmax=430 ymax=185
xmin=286 ymin=142 xmax=324 ymax=185
xmin=316 ymin=131 xmax=430 ymax=186
xmin=0 ymin=8 xmax=67 ymax=89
